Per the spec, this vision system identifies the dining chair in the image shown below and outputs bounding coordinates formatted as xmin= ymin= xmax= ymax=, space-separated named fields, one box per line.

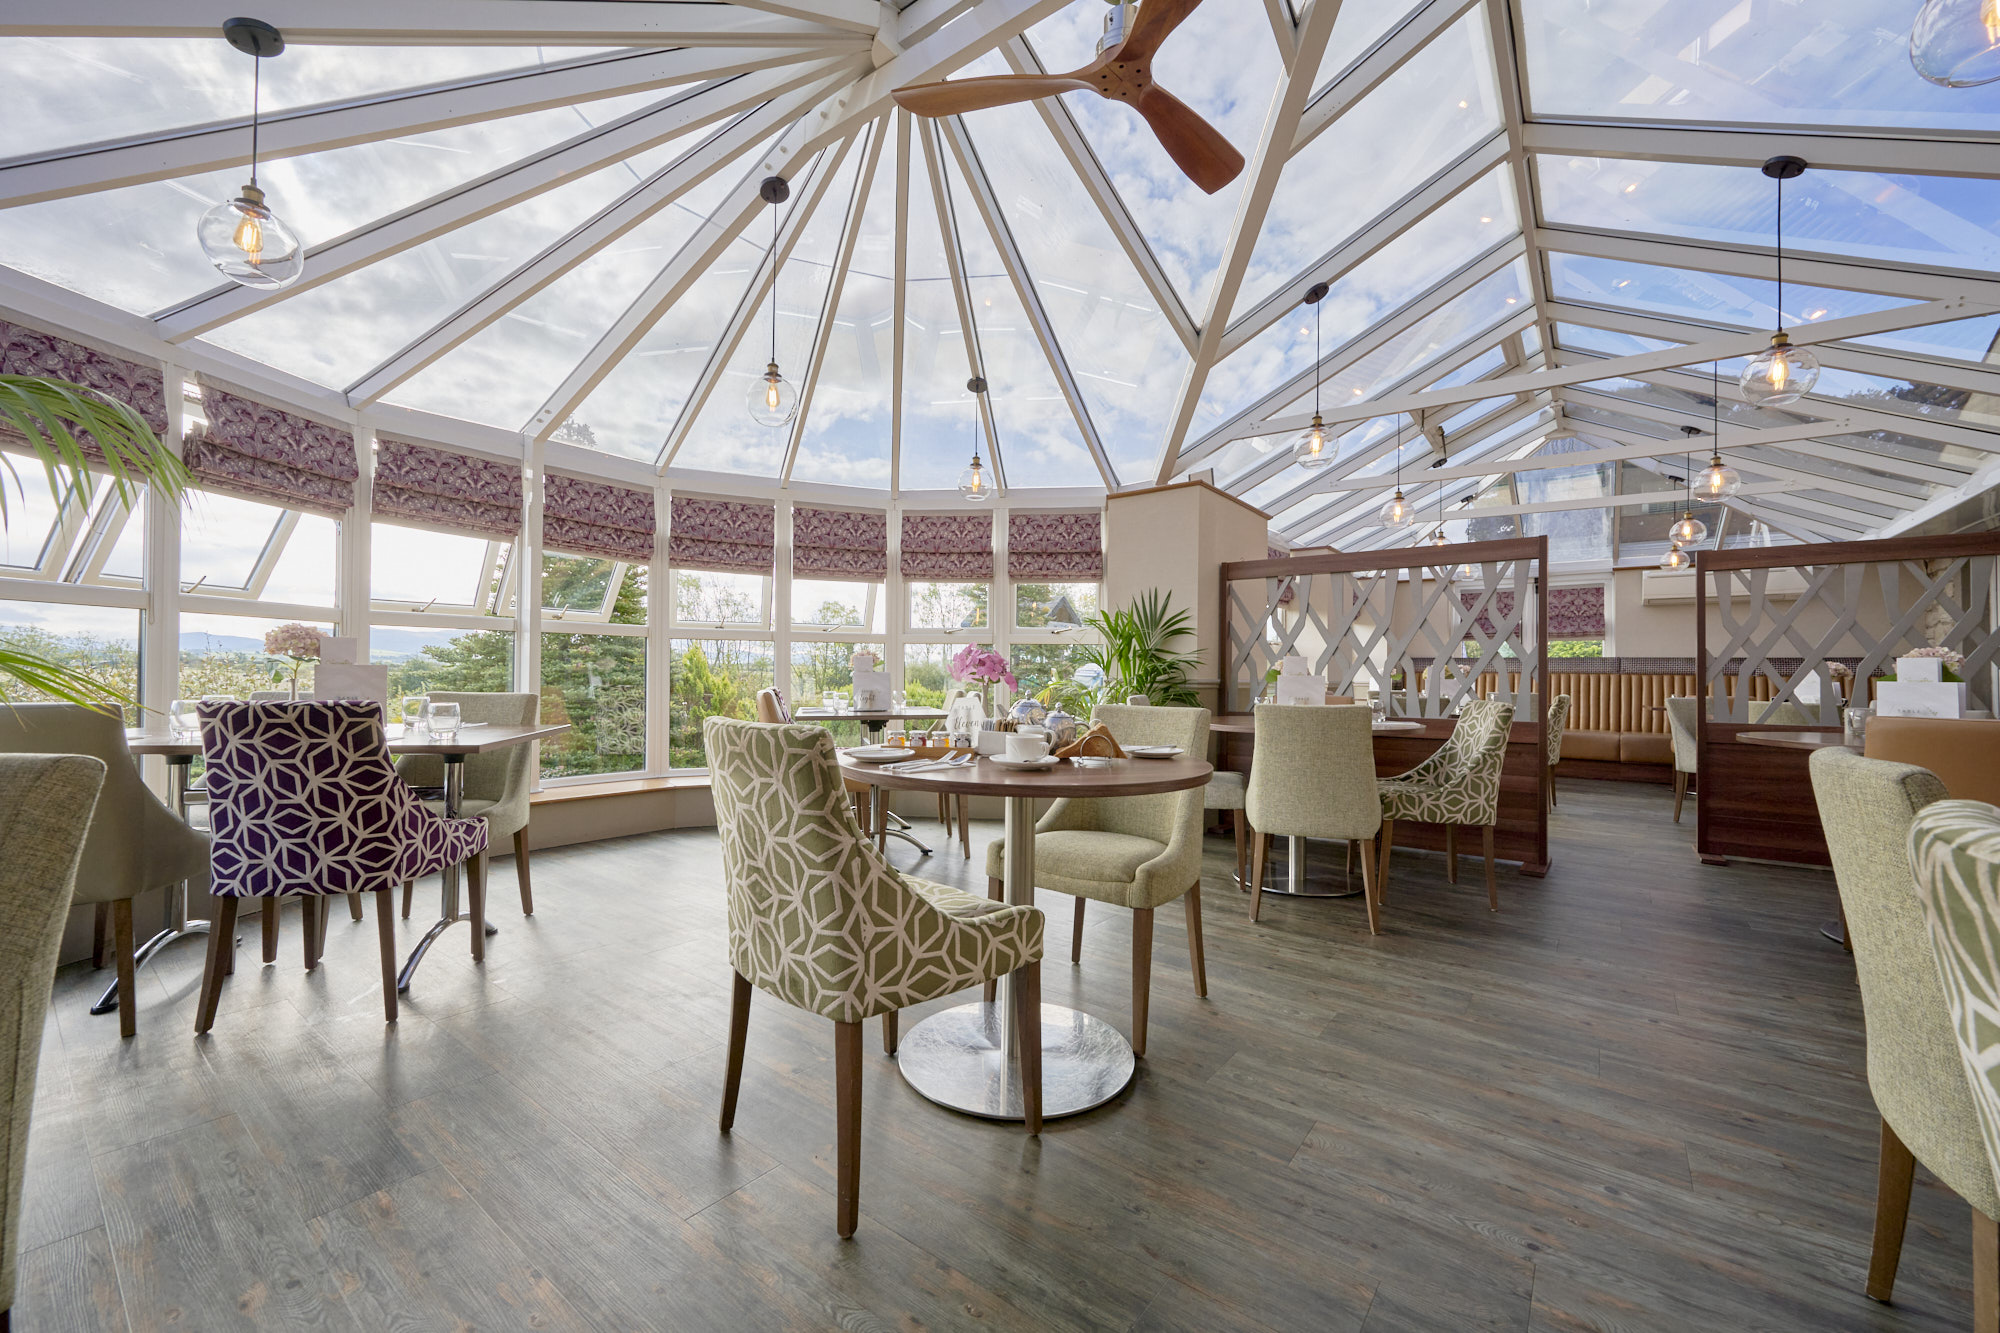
xmin=1245 ymin=705 xmax=1382 ymax=933
xmin=0 ymin=704 xmax=213 ymax=1038
xmin=1376 ymin=697 xmax=1515 ymax=910
xmin=0 ymin=754 xmax=105 ymax=1333
xmin=192 ymin=702 xmax=490 ymax=1032
xmin=1544 ymin=694 xmax=1571 ymax=811
xmin=984 ymin=703 xmax=1211 ymax=1057
xmin=1203 ymin=770 xmax=1250 ymax=893
xmin=1665 ymin=696 xmax=1699 ymax=823
xmin=704 ymin=716 xmax=1045 ymax=1238
xmin=757 ymin=687 xmax=880 ymax=838
xmin=1808 ymin=748 xmax=1998 ymax=1311
xmin=397 ymin=691 xmax=539 ymax=919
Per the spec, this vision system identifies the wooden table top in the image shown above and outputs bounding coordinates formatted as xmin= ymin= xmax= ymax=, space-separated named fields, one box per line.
xmin=1211 ymin=712 xmax=1426 ymax=736
xmin=126 ymin=720 xmax=570 ymax=758
xmin=1733 ymin=730 xmax=1857 ymax=753
xmin=839 ymin=752 xmax=1212 ymax=798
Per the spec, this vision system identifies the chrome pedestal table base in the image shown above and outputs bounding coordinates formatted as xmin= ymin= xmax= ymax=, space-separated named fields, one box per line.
xmin=397 ymin=754 xmax=499 ymax=993
xmin=1253 ymin=835 xmax=1365 ymax=899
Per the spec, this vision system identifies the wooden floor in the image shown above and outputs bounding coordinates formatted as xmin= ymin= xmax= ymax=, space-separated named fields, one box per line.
xmin=16 ymin=779 xmax=1977 ymax=1331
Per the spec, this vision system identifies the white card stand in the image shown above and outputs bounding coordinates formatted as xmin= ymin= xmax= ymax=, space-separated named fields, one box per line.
xmin=313 ymin=663 xmax=392 ymax=711
xmin=851 ymin=669 xmax=891 ymax=712
xmin=317 ymin=636 xmax=360 ymax=665
xmin=1896 ymin=655 xmax=1944 ymax=684
xmin=1274 ymin=674 xmax=1325 ymax=706
xmin=1876 ymin=680 xmax=1964 ymax=719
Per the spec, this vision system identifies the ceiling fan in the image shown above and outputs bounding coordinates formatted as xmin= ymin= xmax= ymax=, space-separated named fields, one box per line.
xmin=890 ymin=0 xmax=1245 ymax=194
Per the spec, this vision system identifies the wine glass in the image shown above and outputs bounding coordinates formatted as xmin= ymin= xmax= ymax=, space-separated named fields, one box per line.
xmin=427 ymin=701 xmax=461 ymax=739
xmin=168 ymin=699 xmax=200 ymax=737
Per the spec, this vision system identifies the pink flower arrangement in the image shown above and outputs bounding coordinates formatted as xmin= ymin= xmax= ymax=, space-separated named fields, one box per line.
xmin=1905 ymin=646 xmax=1964 ymax=666
xmin=264 ymin=623 xmax=323 ymax=660
xmin=949 ymin=643 xmax=1017 ymax=691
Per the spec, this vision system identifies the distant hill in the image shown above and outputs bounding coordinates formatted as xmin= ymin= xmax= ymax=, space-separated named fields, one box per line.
xmin=178 ymin=628 xmax=486 ymax=662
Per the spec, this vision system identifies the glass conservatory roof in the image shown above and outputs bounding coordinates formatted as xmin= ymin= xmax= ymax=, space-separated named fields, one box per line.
xmin=1 ymin=0 xmax=1996 ymax=568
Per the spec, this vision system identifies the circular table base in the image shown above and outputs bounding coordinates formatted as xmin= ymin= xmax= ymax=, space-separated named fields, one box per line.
xmin=1259 ymin=842 xmax=1366 ymax=899
xmin=898 ymin=1002 xmax=1134 ymax=1121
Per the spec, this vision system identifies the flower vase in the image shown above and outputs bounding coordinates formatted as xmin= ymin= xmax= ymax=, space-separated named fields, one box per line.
xmin=288 ymin=679 xmax=299 ymax=702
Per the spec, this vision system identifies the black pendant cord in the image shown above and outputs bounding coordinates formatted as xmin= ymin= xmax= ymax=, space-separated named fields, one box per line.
xmin=937 ymin=141 xmax=994 ymax=465
xmin=249 ymin=57 xmax=261 ymax=188
xmin=1774 ymin=170 xmax=1784 ymax=333
xmin=769 ymin=202 xmax=779 ymax=365
xmin=1312 ymin=302 xmax=1321 ymax=418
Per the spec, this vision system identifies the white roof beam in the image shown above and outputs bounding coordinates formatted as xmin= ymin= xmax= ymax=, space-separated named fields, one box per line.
xmin=1292 ymin=0 xmax=1481 ymax=153
xmin=1 ymin=2 xmax=875 ymax=43
xmin=919 ymin=119 xmax=1008 ymax=491
xmin=1522 ymin=122 xmax=2000 ymax=181
xmin=1485 ymin=0 xmax=1558 ymax=374
xmin=1568 ymin=412 xmax=1931 ymax=510
xmin=1876 ymin=453 xmax=2000 ymax=539
xmin=890 ymin=111 xmax=910 ymax=496
xmin=1263 ymin=0 xmax=1300 ymax=67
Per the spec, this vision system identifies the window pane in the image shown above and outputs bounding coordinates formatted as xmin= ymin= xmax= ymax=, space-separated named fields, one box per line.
xmin=792 ymin=578 xmax=883 ymax=631
xmin=0 ymin=465 xmax=68 ymax=570
xmin=374 ymin=624 xmax=515 ymax=695
xmin=672 ymin=569 xmax=766 ymax=627
xmin=907 ymin=581 xmax=989 ymax=631
xmin=902 ymin=643 xmax=958 ymax=708
xmin=179 ymin=612 xmax=330 ymax=699
xmin=182 ymin=491 xmax=337 ymax=606
xmin=544 ymin=555 xmax=645 ymax=624
xmin=541 ymin=631 xmax=647 ymax=780
xmin=0 ymin=603 xmax=140 ymax=704
xmin=1014 ymin=582 xmax=1098 ymax=629
xmin=1010 ymin=642 xmax=1098 ymax=709
xmin=791 ymin=640 xmax=887 ymax=746
xmin=669 ymin=638 xmax=774 ymax=770
xmin=373 ymin=524 xmax=508 ymax=612
xmin=98 ymin=492 xmax=146 ymax=582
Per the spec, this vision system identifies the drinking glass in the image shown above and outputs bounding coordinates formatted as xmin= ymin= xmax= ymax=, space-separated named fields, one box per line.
xmin=1843 ymin=705 xmax=1874 ymax=749
xmin=168 ymin=699 xmax=200 ymax=737
xmin=402 ymin=695 xmax=429 ymax=735
xmin=427 ymin=702 xmax=461 ymax=738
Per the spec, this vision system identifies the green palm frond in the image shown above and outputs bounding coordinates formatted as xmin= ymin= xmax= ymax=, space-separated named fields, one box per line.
xmin=1072 ymin=589 xmax=1203 ymax=710
xmin=0 ymin=646 xmax=133 ymax=714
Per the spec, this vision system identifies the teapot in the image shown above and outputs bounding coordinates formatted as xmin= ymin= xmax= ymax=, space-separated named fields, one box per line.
xmin=1043 ymin=705 xmax=1081 ymax=749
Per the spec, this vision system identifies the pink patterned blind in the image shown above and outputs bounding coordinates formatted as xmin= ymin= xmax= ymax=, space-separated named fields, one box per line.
xmin=668 ymin=495 xmax=771 ymax=575
xmin=185 ymin=378 xmax=357 ymax=517
xmin=1269 ymin=545 xmax=1296 ymax=606
xmin=1460 ymin=585 xmax=1605 ymax=639
xmin=543 ymin=472 xmax=656 ymax=563
xmin=1008 ymin=511 xmax=1101 ymax=581
xmin=793 ymin=506 xmax=887 ymax=581
xmin=900 ymin=512 xmax=993 ymax=581
xmin=0 ymin=319 xmax=167 ymax=464
xmin=372 ymin=437 xmax=521 ymax=541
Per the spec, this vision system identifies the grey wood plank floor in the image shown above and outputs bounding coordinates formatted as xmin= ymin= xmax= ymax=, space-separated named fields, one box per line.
xmin=15 ymin=779 xmax=1975 ymax=1331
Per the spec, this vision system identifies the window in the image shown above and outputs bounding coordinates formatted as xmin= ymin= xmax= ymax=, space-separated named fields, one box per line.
xmin=1010 ymin=642 xmax=1098 ymax=709
xmin=669 ymin=638 xmax=774 ymax=769
xmin=540 ymin=629 xmax=646 ymax=779
xmin=376 ymin=624 xmax=515 ymax=696
xmin=0 ymin=464 xmax=144 ymax=587
xmin=672 ymin=568 xmax=766 ymax=627
xmin=0 ymin=604 xmax=141 ymax=704
xmin=907 ymin=580 xmax=988 ymax=632
xmin=178 ymin=611 xmax=330 ymax=700
xmin=902 ymin=642 xmax=959 ymax=708
xmin=1014 ymin=581 xmax=1096 ymax=630
xmin=792 ymin=577 xmax=883 ymax=631
xmin=543 ymin=553 xmax=644 ymax=623
xmin=791 ymin=640 xmax=886 ymax=745
xmin=183 ymin=490 xmax=336 ymax=606
xmin=372 ymin=523 xmax=512 ymax=615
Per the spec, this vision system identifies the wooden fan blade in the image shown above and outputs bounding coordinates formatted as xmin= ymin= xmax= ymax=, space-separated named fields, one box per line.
xmin=892 ymin=74 xmax=1092 ymax=117
xmin=1133 ymin=85 xmax=1244 ymax=194
xmin=1116 ymin=0 xmax=1206 ymax=64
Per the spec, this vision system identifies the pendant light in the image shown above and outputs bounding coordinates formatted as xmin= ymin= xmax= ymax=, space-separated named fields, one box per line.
xmin=1694 ymin=362 xmax=1742 ymax=500
xmin=1293 ymin=282 xmax=1334 ymax=470
xmin=1739 ymin=156 xmax=1819 ymax=407
xmin=1658 ymin=541 xmax=1692 ymax=572
xmin=1668 ymin=425 xmax=1709 ymax=546
xmin=1912 ymin=0 xmax=2000 ymax=86
xmin=747 ymin=176 xmax=800 ymax=427
xmin=937 ymin=147 xmax=998 ymax=503
xmin=1379 ymin=419 xmax=1413 ymax=527
xmin=957 ymin=377 xmax=992 ymax=502
xmin=197 ymin=19 xmax=304 ymax=290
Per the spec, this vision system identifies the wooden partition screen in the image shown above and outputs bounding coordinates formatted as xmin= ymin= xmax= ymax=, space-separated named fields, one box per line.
xmin=1696 ymin=532 xmax=2000 ymax=866
xmin=1219 ymin=536 xmax=1550 ymax=875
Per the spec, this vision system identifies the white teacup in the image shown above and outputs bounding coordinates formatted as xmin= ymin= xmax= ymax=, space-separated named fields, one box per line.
xmin=1005 ymin=731 xmax=1050 ymax=762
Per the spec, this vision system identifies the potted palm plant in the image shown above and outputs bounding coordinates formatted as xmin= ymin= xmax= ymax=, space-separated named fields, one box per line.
xmin=1062 ymin=589 xmax=1203 ymax=712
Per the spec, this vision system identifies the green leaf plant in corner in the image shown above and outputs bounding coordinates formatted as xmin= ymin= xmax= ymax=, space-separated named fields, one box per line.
xmin=1068 ymin=589 xmax=1204 ymax=712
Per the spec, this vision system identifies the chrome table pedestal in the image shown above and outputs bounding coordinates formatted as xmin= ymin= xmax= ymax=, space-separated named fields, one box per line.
xmin=396 ymin=755 xmax=499 ymax=993
xmin=1253 ymin=835 xmax=1365 ymax=899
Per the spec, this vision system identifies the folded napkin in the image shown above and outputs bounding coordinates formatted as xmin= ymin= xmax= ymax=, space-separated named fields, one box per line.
xmin=1055 ymin=724 xmax=1125 ymax=760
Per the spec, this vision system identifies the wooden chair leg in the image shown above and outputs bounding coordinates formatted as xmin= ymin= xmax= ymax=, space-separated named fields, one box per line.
xmin=1868 ymin=1117 xmax=1916 ymax=1301
xmin=261 ymin=900 xmax=279 ymax=963
xmin=875 ymin=793 xmax=888 ymax=853
xmin=375 ymin=888 xmax=398 ymax=1023
xmin=300 ymin=896 xmax=321 ymax=971
xmin=1673 ymin=770 xmax=1687 ymax=823
xmin=957 ymin=796 xmax=971 ymax=858
xmin=467 ymin=852 xmax=488 ymax=962
xmin=1359 ymin=835 xmax=1381 ymax=936
xmin=1548 ymin=766 xmax=1558 ymax=809
xmin=1446 ymin=825 xmax=1459 ymax=884
xmin=1183 ymin=884 xmax=1207 ymax=998
xmin=1976 ymin=1207 xmax=1999 ymax=1333
xmin=1014 ymin=960 xmax=1042 ymax=1135
xmin=92 ymin=902 xmax=108 ymax=969
xmin=194 ymin=897 xmax=238 ymax=1035
xmin=986 ymin=876 xmax=1005 ymax=1003
xmin=111 ymin=899 xmax=136 ymax=1040
xmin=513 ymin=828 xmax=534 ymax=915
xmin=1377 ymin=819 xmax=1395 ymax=905
xmin=346 ymin=891 xmax=364 ymax=922
xmin=1234 ymin=818 xmax=1247 ymax=892
xmin=881 ymin=1011 xmax=898 ymax=1056
xmin=1071 ymin=897 xmax=1086 ymax=965
xmin=834 ymin=1020 xmax=863 ymax=1238
xmin=401 ymin=880 xmax=414 ymax=919
xmin=1249 ymin=831 xmax=1269 ymax=922
xmin=1483 ymin=824 xmax=1498 ymax=911
xmin=721 ymin=971 xmax=752 ymax=1132
xmin=1131 ymin=906 xmax=1154 ymax=1058
xmin=318 ymin=892 xmax=332 ymax=957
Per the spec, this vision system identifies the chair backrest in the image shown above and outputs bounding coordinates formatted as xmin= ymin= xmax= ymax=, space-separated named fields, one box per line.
xmin=1423 ymin=697 xmax=1514 ymax=824
xmin=0 ymin=752 xmax=105 ymax=1317
xmin=1070 ymin=704 xmax=1212 ymax=841
xmin=755 ymin=687 xmax=788 ymax=724
xmin=248 ymin=690 xmax=292 ymax=702
xmin=1664 ymin=697 xmax=1699 ymax=775
xmin=201 ymin=700 xmax=482 ymax=898
xmin=703 ymin=715 xmax=1040 ymax=1023
xmin=0 ymin=703 xmax=207 ymax=901
xmin=1869 ymin=717 xmax=2000 ymax=807
xmin=1545 ymin=694 xmax=1571 ymax=766
xmin=1909 ymin=799 xmax=2000 ymax=1209
xmin=1247 ymin=705 xmax=1380 ymax=841
xmin=395 ymin=692 xmax=539 ymax=826
xmin=1808 ymin=748 xmax=1998 ymax=1215
xmin=1754 ymin=700 xmax=1811 ymax=726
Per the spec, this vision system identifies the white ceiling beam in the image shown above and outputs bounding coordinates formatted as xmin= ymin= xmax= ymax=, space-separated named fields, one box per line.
xmin=1000 ymin=37 xmax=1197 ymax=351
xmin=1522 ymin=121 xmax=2000 ymax=181
xmin=1152 ymin=0 xmax=1347 ymax=484
xmin=1263 ymin=0 xmax=1300 ymax=66
xmin=891 ymin=0 xmax=979 ymax=49
xmin=0 ymin=46 xmax=833 ymax=209
xmin=890 ymin=111 xmax=910 ymax=497
xmin=346 ymin=70 xmax=857 ymax=405
xmin=1484 ymin=0 xmax=1558 ymax=374
xmin=938 ymin=115 xmax=1116 ymax=490
xmin=1876 ymin=452 xmax=2000 ymax=539
xmin=1566 ymin=412 xmax=1930 ymax=511
xmin=919 ymin=119 xmax=1008 ymax=492
xmin=0 ymin=2 xmax=875 ymax=43
xmin=151 ymin=61 xmax=852 ymax=339
xmin=1292 ymin=0 xmax=1480 ymax=153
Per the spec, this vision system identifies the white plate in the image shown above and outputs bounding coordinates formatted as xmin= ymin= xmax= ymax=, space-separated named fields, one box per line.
xmin=1126 ymin=745 xmax=1183 ymax=759
xmin=989 ymin=754 xmax=1061 ymax=769
xmin=844 ymin=746 xmax=911 ymax=763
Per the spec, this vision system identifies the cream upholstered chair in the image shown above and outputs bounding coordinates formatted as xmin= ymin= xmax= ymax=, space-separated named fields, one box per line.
xmin=984 ymin=703 xmax=1210 ymax=1057
xmin=1245 ymin=705 xmax=1382 ymax=933
xmin=1808 ymin=749 xmax=1998 ymax=1309
xmin=1665 ymin=696 xmax=1699 ymax=823
xmin=1544 ymin=694 xmax=1571 ymax=811
xmin=1203 ymin=770 xmax=1250 ymax=893
xmin=1377 ymin=698 xmax=1515 ymax=910
xmin=705 ymin=716 xmax=1044 ymax=1238
xmin=1755 ymin=699 xmax=1812 ymax=725
xmin=0 ymin=704 xmax=211 ymax=1038
xmin=396 ymin=691 xmax=539 ymax=919
xmin=0 ymin=754 xmax=105 ymax=1333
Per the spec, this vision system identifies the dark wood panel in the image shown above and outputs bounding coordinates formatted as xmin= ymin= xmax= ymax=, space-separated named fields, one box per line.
xmin=1698 ymin=733 xmax=1831 ymax=867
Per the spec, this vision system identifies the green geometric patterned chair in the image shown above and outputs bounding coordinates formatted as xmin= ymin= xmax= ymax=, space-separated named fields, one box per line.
xmin=1665 ymin=696 xmax=1699 ymax=823
xmin=1909 ymin=798 xmax=2000 ymax=1313
xmin=1808 ymin=750 xmax=1997 ymax=1309
xmin=703 ymin=716 xmax=1046 ymax=1238
xmin=1377 ymin=697 xmax=1515 ymax=910
xmin=1544 ymin=693 xmax=1571 ymax=811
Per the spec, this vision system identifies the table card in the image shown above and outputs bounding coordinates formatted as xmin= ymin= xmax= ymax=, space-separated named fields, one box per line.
xmin=314 ymin=663 xmax=391 ymax=709
xmin=1876 ymin=680 xmax=1964 ymax=719
xmin=1897 ymin=654 xmax=1945 ymax=684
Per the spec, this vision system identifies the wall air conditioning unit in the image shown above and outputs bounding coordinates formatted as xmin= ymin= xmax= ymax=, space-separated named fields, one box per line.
xmin=1641 ymin=567 xmax=1810 ymax=605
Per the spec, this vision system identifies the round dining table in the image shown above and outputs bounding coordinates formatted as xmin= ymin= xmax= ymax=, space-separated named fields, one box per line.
xmin=839 ymin=750 xmax=1212 ymax=1122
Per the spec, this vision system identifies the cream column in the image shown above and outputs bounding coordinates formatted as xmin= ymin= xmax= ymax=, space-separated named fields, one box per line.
xmin=342 ymin=423 xmax=373 ymax=659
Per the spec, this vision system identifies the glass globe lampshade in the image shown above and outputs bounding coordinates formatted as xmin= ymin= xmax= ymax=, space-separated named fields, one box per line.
xmin=1912 ymin=0 xmax=2000 ymax=86
xmin=1669 ymin=511 xmax=1709 ymax=545
xmin=1429 ymin=526 xmax=1447 ymax=548
xmin=1293 ymin=414 xmax=1333 ymax=469
xmin=197 ymin=183 xmax=304 ymax=289
xmin=1379 ymin=489 xmax=1414 ymax=528
xmin=957 ymin=455 xmax=991 ymax=503
xmin=1739 ymin=333 xmax=1819 ymax=407
xmin=1695 ymin=454 xmax=1741 ymax=500
xmin=1659 ymin=542 xmax=1692 ymax=572
xmin=748 ymin=361 xmax=799 ymax=426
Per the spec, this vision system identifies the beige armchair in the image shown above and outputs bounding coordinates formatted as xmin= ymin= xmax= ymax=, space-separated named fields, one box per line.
xmin=984 ymin=704 xmax=1211 ymax=1057
xmin=396 ymin=691 xmax=539 ymax=917
xmin=1 ymin=753 xmax=106 ymax=1332
xmin=0 ymin=705 xmax=211 ymax=1038
xmin=1245 ymin=705 xmax=1382 ymax=933
xmin=1665 ymin=696 xmax=1699 ymax=823
xmin=1808 ymin=748 xmax=1998 ymax=1309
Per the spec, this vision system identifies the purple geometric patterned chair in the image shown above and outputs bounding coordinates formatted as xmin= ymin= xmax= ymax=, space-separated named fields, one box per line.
xmin=192 ymin=701 xmax=490 ymax=1031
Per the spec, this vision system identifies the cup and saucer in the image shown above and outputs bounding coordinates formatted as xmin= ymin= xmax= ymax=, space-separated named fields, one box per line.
xmin=991 ymin=731 xmax=1060 ymax=770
